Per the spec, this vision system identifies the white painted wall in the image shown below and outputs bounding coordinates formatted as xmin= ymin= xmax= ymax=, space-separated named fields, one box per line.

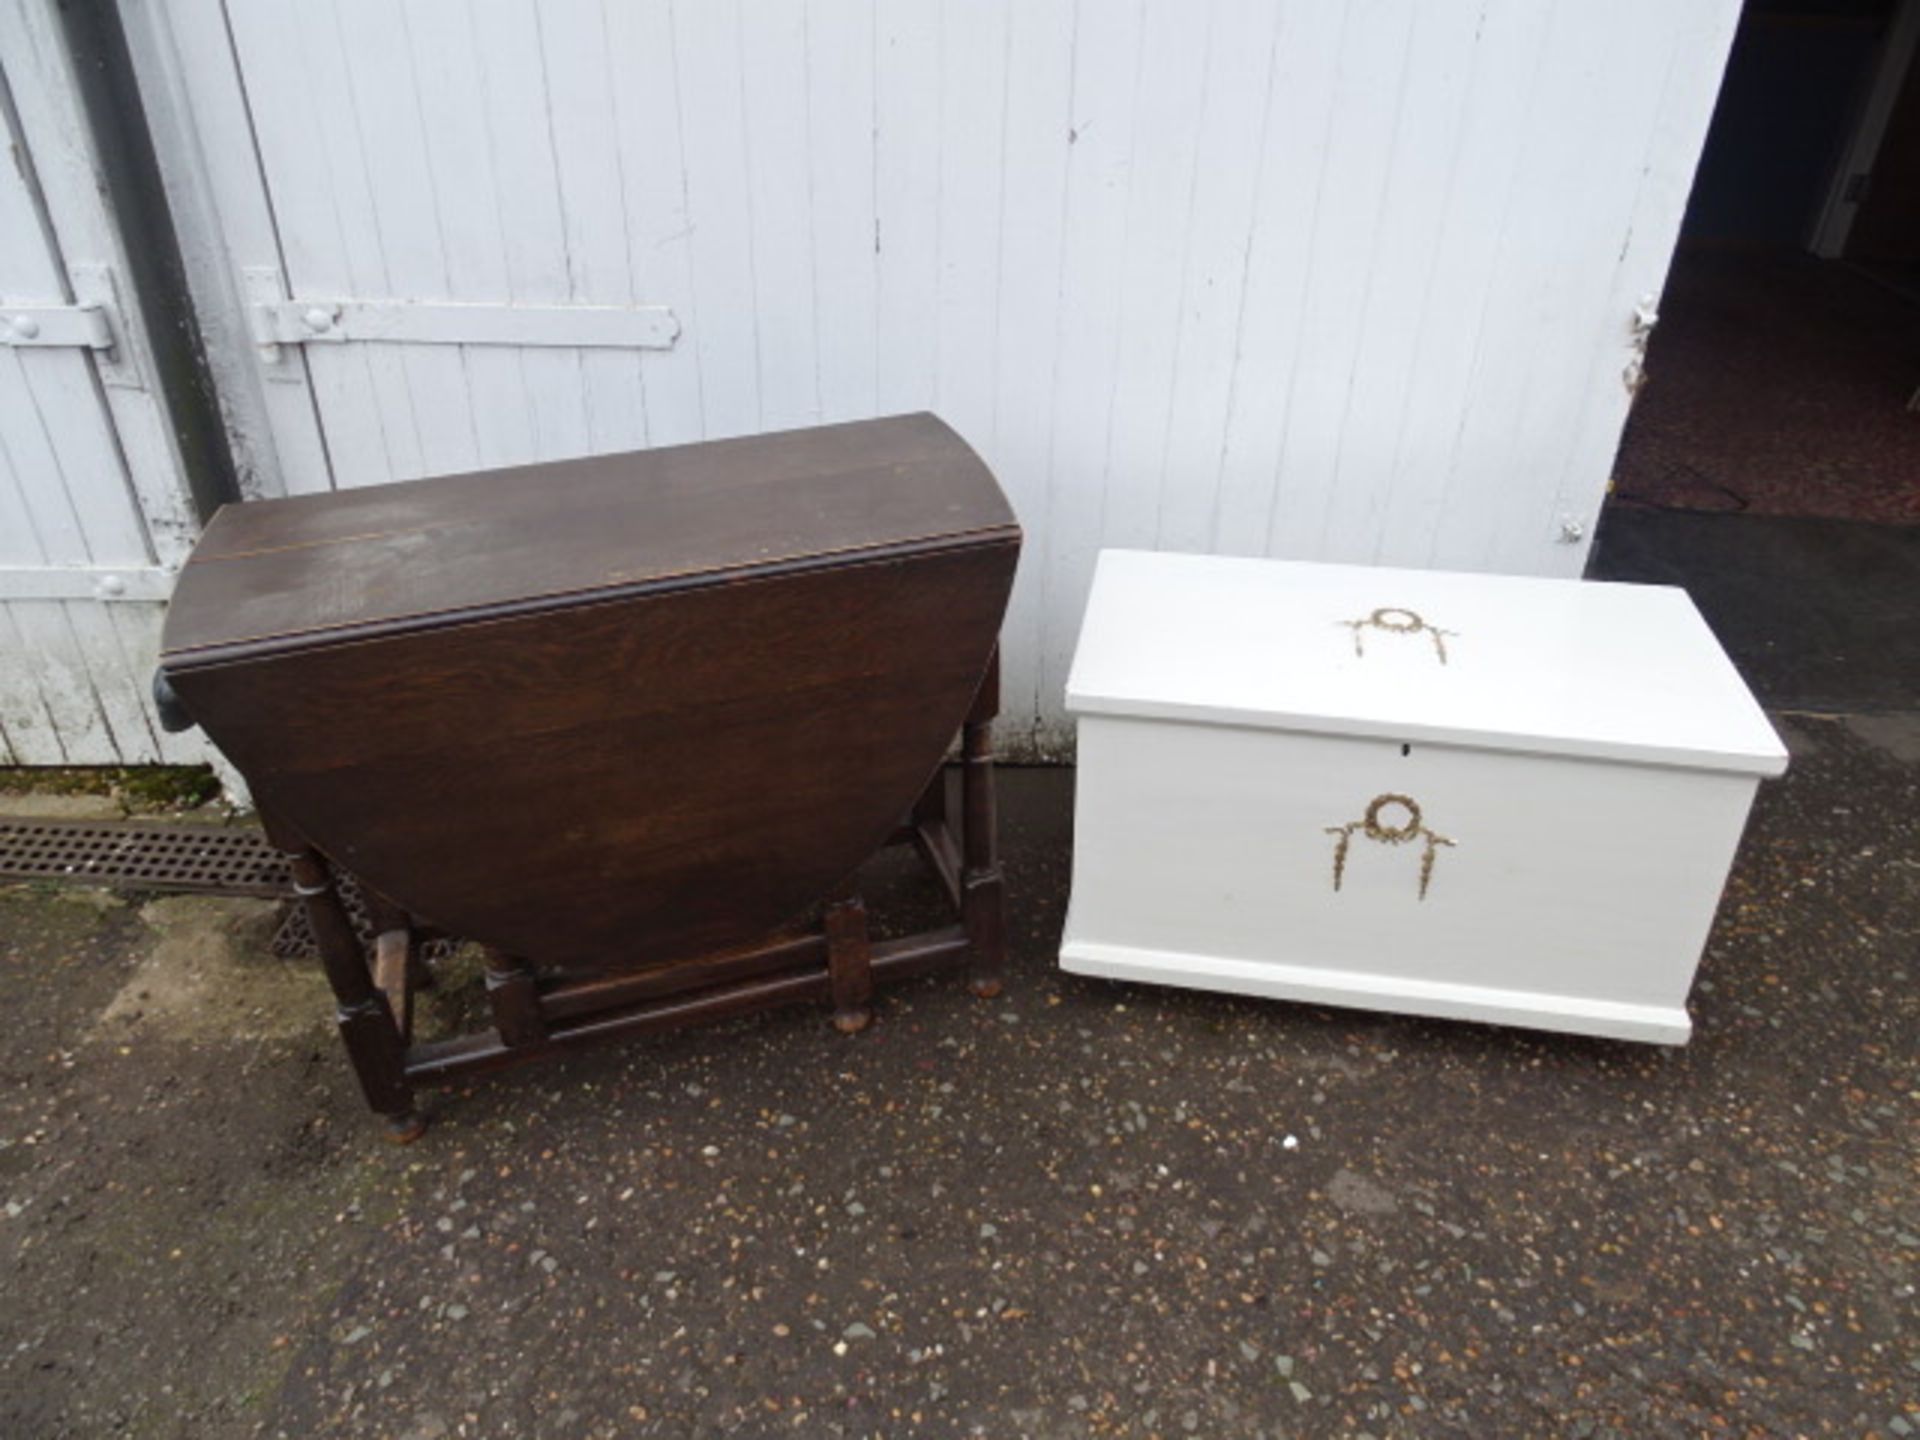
xmin=119 ymin=0 xmax=1740 ymax=758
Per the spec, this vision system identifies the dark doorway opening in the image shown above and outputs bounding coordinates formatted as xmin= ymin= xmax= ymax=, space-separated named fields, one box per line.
xmin=1592 ymin=0 xmax=1920 ymax=713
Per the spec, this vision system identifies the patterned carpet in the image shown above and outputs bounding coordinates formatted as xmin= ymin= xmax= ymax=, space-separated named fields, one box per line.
xmin=1613 ymin=251 xmax=1920 ymax=525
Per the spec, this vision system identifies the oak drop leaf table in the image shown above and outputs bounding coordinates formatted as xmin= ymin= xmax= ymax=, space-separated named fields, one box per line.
xmin=155 ymin=415 xmax=1021 ymax=1139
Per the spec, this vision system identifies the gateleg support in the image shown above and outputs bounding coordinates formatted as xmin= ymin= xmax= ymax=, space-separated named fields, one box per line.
xmin=912 ymin=757 xmax=948 ymax=831
xmin=961 ymin=649 xmax=1005 ymax=1000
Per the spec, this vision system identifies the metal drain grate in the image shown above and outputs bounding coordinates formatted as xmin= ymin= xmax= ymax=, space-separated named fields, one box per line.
xmin=0 ymin=818 xmax=289 ymax=897
xmin=0 ymin=817 xmax=463 ymax=965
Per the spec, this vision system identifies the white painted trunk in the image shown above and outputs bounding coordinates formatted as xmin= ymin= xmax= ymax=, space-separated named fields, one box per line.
xmin=1058 ymin=550 xmax=1787 ymax=1044
xmin=1063 ymin=716 xmax=1762 ymax=1044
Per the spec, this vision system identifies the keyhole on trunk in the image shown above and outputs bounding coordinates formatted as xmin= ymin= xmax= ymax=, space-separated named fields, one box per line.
xmin=1400 ymin=743 xmax=1411 ymax=757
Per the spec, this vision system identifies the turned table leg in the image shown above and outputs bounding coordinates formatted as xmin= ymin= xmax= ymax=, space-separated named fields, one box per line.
xmin=363 ymin=890 xmax=416 ymax=1041
xmin=962 ymin=649 xmax=1006 ymax=999
xmin=825 ymin=892 xmax=874 ymax=1033
xmin=366 ymin=890 xmax=435 ymax=995
xmin=261 ymin=812 xmax=424 ymax=1143
xmin=483 ymin=948 xmax=548 ymax=1048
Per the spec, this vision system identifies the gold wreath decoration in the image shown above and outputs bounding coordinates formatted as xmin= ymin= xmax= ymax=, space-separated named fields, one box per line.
xmin=1324 ymin=793 xmax=1456 ymax=900
xmin=1339 ymin=606 xmax=1456 ymax=665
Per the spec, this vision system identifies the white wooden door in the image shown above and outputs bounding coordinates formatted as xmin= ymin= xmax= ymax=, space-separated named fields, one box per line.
xmin=133 ymin=0 xmax=1742 ymax=755
xmin=0 ymin=1 xmax=204 ymax=765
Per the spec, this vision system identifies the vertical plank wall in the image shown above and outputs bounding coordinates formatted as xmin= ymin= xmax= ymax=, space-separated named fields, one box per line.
xmin=189 ymin=0 xmax=1738 ymax=752
xmin=0 ymin=106 xmax=160 ymax=765
xmin=0 ymin=0 xmax=205 ymax=767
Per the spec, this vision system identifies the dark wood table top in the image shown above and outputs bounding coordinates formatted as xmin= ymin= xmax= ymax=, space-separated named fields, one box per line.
xmin=164 ymin=413 xmax=1015 ymax=667
xmin=158 ymin=413 xmax=1021 ymax=973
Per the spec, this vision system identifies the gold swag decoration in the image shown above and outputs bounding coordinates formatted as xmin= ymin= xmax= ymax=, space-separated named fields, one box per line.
xmin=1325 ymin=793 xmax=1456 ymax=901
xmin=1339 ymin=606 xmax=1455 ymax=665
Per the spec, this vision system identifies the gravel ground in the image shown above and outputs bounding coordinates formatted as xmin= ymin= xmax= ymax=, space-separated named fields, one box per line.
xmin=1 ymin=713 xmax=1915 ymax=1439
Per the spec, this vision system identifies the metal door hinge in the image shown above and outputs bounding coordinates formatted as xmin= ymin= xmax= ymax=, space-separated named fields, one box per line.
xmin=1622 ymin=293 xmax=1658 ymax=398
xmin=0 ymin=564 xmax=175 ymax=603
xmin=243 ymin=267 xmax=679 ymax=373
xmin=0 ymin=266 xmax=141 ymax=388
xmin=0 ymin=302 xmax=113 ymax=350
